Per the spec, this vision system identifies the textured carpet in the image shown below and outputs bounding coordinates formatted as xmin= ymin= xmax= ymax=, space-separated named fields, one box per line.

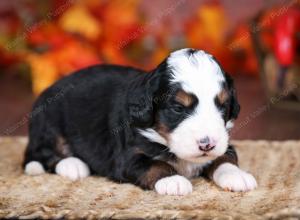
xmin=0 ymin=137 xmax=300 ymax=219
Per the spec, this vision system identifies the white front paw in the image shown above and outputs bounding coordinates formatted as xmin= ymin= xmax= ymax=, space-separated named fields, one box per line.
xmin=154 ymin=175 xmax=193 ymax=195
xmin=55 ymin=157 xmax=90 ymax=181
xmin=213 ymin=163 xmax=257 ymax=192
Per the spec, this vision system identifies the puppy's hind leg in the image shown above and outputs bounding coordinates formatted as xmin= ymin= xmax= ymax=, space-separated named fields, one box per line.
xmin=24 ymin=111 xmax=91 ymax=180
xmin=24 ymin=131 xmax=62 ymax=175
xmin=23 ymin=111 xmax=62 ymax=175
xmin=25 ymin=133 xmax=91 ymax=180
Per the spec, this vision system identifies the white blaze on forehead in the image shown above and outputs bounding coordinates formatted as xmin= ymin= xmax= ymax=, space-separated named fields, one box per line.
xmin=167 ymin=49 xmax=225 ymax=96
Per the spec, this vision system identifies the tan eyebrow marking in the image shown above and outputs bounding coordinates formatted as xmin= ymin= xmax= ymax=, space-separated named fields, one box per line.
xmin=218 ymin=89 xmax=229 ymax=104
xmin=175 ymin=90 xmax=193 ymax=107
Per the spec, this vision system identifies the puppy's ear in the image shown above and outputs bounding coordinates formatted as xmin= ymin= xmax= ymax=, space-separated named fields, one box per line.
xmin=127 ymin=70 xmax=162 ymax=128
xmin=225 ymin=73 xmax=240 ymax=120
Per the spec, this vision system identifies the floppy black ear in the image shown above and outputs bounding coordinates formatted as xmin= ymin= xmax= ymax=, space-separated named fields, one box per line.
xmin=127 ymin=85 xmax=154 ymax=128
xmin=127 ymin=70 xmax=162 ymax=128
xmin=225 ymin=73 xmax=240 ymax=120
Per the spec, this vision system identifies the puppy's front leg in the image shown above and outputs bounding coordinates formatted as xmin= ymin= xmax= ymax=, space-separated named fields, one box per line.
xmin=202 ymin=145 xmax=257 ymax=192
xmin=124 ymin=154 xmax=192 ymax=195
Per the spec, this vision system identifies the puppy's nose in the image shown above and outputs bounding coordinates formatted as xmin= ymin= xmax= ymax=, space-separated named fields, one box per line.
xmin=198 ymin=136 xmax=216 ymax=152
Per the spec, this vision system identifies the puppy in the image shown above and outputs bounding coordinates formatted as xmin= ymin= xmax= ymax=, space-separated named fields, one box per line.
xmin=23 ymin=48 xmax=257 ymax=195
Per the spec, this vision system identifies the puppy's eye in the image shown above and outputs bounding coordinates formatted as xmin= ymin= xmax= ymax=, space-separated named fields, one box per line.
xmin=172 ymin=104 xmax=185 ymax=114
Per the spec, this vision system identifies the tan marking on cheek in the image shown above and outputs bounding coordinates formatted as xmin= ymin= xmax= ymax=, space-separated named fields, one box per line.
xmin=140 ymin=161 xmax=176 ymax=189
xmin=175 ymin=90 xmax=193 ymax=107
xmin=218 ymin=89 xmax=229 ymax=104
xmin=157 ymin=122 xmax=170 ymax=142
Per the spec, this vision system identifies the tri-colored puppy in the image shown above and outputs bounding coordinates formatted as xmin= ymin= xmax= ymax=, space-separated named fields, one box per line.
xmin=24 ymin=48 xmax=257 ymax=195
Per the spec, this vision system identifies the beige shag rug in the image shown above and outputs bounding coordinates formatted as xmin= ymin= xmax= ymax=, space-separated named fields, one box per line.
xmin=1 ymin=137 xmax=300 ymax=219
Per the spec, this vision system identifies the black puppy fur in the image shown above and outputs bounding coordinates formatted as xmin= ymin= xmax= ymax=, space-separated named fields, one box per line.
xmin=23 ymin=51 xmax=240 ymax=190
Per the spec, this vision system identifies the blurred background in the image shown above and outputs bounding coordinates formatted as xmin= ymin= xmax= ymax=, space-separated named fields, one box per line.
xmin=0 ymin=0 xmax=300 ymax=139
